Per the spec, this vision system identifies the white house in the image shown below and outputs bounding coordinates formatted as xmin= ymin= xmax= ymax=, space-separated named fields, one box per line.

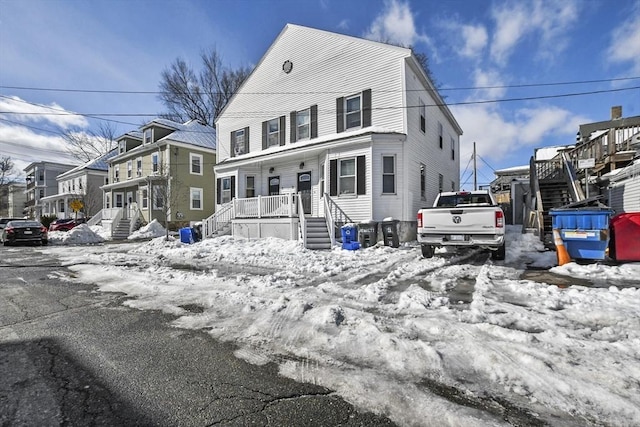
xmin=208 ymin=24 xmax=462 ymax=248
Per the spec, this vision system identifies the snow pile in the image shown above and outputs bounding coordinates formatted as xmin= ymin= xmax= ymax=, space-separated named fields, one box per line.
xmin=44 ymin=226 xmax=640 ymax=426
xmin=47 ymin=224 xmax=104 ymax=245
xmin=128 ymin=219 xmax=166 ymax=240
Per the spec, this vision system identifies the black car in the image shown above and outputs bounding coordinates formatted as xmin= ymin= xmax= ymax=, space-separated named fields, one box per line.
xmin=0 ymin=217 xmax=23 ymax=234
xmin=1 ymin=220 xmax=49 ymax=246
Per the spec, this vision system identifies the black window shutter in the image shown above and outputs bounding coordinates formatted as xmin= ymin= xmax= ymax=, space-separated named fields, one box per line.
xmin=230 ymin=131 xmax=235 ymax=158
xmin=336 ymin=97 xmax=344 ymax=133
xmin=216 ymin=178 xmax=221 ymax=204
xmin=311 ymin=105 xmax=318 ymax=139
xmin=279 ymin=116 xmax=286 ymax=146
xmin=362 ymin=89 xmax=372 ymax=128
xmin=244 ymin=127 xmax=250 ymax=153
xmin=356 ymin=155 xmax=366 ymax=195
xmin=329 ymin=160 xmax=337 ymax=196
xmin=262 ymin=121 xmax=267 ymax=150
xmin=290 ymin=111 xmax=297 ymax=143
xmin=230 ymin=176 xmax=236 ymax=201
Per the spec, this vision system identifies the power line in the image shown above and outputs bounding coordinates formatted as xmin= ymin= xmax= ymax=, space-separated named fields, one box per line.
xmin=1 ymin=76 xmax=638 ymax=94
xmin=2 ymin=85 xmax=637 ymax=120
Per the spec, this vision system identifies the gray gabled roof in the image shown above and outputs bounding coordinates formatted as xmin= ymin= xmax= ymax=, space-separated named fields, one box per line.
xmin=156 ymin=119 xmax=216 ymax=149
xmin=58 ymin=149 xmax=118 ymax=179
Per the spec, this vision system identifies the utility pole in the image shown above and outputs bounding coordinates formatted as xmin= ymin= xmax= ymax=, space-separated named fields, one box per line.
xmin=473 ymin=142 xmax=477 ymax=191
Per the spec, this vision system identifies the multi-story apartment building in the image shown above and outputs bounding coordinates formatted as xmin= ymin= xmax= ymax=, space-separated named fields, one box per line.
xmin=23 ymin=161 xmax=76 ymax=220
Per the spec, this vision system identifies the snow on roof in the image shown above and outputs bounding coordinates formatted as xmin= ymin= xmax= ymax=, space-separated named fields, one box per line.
xmin=157 ymin=119 xmax=216 ymax=149
xmin=58 ymin=149 xmax=118 ymax=178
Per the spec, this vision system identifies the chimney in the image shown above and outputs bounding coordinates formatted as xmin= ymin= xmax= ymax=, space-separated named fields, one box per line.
xmin=611 ymin=106 xmax=622 ymax=120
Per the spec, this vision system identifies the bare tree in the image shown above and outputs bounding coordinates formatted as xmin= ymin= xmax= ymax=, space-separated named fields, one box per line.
xmin=0 ymin=156 xmax=18 ymax=215
xmin=146 ymin=159 xmax=187 ymax=240
xmin=158 ymin=47 xmax=251 ymax=128
xmin=63 ymin=122 xmax=118 ymax=163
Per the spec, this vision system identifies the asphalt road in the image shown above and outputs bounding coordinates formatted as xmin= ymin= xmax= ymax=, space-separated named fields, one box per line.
xmin=0 ymin=244 xmax=395 ymax=426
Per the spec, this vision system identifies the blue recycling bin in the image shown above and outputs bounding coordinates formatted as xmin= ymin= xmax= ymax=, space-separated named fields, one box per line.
xmin=180 ymin=227 xmax=194 ymax=244
xmin=550 ymin=208 xmax=613 ymax=260
xmin=341 ymin=224 xmax=360 ymax=250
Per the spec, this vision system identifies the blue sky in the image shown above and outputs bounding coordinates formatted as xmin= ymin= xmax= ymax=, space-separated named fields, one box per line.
xmin=1 ymin=0 xmax=639 ymax=187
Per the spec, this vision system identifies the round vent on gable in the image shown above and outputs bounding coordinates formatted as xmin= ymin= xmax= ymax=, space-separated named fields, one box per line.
xmin=282 ymin=60 xmax=293 ymax=74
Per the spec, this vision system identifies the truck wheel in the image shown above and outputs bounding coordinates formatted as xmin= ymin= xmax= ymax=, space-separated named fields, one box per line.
xmin=421 ymin=244 xmax=434 ymax=258
xmin=492 ymin=242 xmax=506 ymax=260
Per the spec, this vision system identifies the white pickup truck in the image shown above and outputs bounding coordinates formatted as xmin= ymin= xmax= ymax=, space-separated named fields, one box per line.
xmin=416 ymin=190 xmax=506 ymax=260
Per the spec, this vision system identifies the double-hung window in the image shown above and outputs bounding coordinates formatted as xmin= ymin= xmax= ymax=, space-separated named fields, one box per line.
xmin=114 ymin=165 xmax=120 ymax=182
xmin=190 ymin=153 xmax=203 ymax=175
xmin=144 ymin=129 xmax=152 ymax=144
xmin=119 ymin=140 xmax=126 ymax=154
xmin=221 ymin=177 xmax=232 ymax=204
xmin=153 ymin=186 xmax=164 ymax=209
xmin=245 ymin=176 xmax=255 ymax=198
xmin=439 ymin=173 xmax=444 ymax=193
xmin=450 ymin=136 xmax=455 ymax=160
xmin=345 ymin=95 xmax=361 ymax=129
xmin=419 ymin=99 xmax=426 ymax=133
xmin=141 ymin=187 xmax=148 ymax=209
xmin=438 ymin=122 xmax=443 ymax=149
xmin=152 ymin=153 xmax=159 ymax=173
xmin=420 ymin=164 xmax=426 ymax=200
xmin=127 ymin=160 xmax=132 ymax=179
xmin=382 ymin=156 xmax=396 ymax=194
xmin=190 ymin=187 xmax=203 ymax=210
xmin=339 ymin=159 xmax=356 ymax=195
xmin=296 ymin=109 xmax=310 ymax=141
xmin=136 ymin=158 xmax=142 ymax=177
xmin=267 ymin=118 xmax=281 ymax=147
xmin=232 ymin=128 xmax=247 ymax=156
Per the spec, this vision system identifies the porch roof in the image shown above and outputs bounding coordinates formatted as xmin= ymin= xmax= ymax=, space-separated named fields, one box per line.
xmin=215 ymin=126 xmax=405 ymax=171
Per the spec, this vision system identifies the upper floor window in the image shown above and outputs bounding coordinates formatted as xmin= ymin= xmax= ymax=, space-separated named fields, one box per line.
xmin=231 ymin=127 xmax=249 ymax=157
xmin=127 ymin=160 xmax=132 ymax=179
xmin=451 ymin=181 xmax=456 ymax=191
xmin=419 ymin=99 xmax=426 ymax=133
xmin=262 ymin=117 xmax=285 ymax=149
xmin=438 ymin=122 xmax=443 ymax=149
xmin=190 ymin=187 xmax=203 ymax=210
xmin=439 ymin=173 xmax=444 ymax=193
xmin=336 ymin=89 xmax=371 ymax=133
xmin=296 ymin=109 xmax=310 ymax=141
xmin=119 ymin=140 xmax=126 ymax=154
xmin=38 ymin=171 xmax=44 ymax=181
xmin=290 ymin=106 xmax=318 ymax=143
xmin=39 ymin=189 xmax=44 ymax=198
xmin=114 ymin=165 xmax=120 ymax=182
xmin=144 ymin=129 xmax=152 ymax=144
xmin=382 ymin=156 xmax=396 ymax=194
xmin=152 ymin=153 xmax=159 ymax=173
xmin=450 ymin=136 xmax=455 ymax=160
xmin=136 ymin=157 xmax=142 ymax=177
xmin=190 ymin=153 xmax=203 ymax=175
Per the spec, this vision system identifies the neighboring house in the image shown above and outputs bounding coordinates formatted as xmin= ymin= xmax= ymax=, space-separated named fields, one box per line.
xmin=5 ymin=183 xmax=27 ymax=217
xmin=490 ymin=165 xmax=530 ymax=225
xmin=40 ymin=149 xmax=117 ymax=220
xmin=23 ymin=161 xmax=76 ymax=220
xmin=99 ymin=118 xmax=216 ymax=238
xmin=601 ymin=158 xmax=640 ymax=214
xmin=210 ymin=24 xmax=462 ymax=247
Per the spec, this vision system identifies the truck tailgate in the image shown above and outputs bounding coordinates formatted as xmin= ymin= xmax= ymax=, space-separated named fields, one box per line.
xmin=421 ymin=208 xmax=498 ymax=234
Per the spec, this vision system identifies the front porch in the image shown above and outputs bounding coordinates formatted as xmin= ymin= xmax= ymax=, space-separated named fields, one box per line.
xmin=202 ymin=193 xmax=353 ymax=250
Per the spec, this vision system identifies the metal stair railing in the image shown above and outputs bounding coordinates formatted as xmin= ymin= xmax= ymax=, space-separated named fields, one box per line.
xmin=561 ymin=152 xmax=586 ymax=203
xmin=297 ymin=193 xmax=307 ymax=248
xmin=323 ymin=193 xmax=354 ymax=247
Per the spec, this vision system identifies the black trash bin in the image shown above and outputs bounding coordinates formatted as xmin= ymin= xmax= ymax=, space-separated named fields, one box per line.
xmin=381 ymin=218 xmax=399 ymax=248
xmin=358 ymin=220 xmax=378 ymax=248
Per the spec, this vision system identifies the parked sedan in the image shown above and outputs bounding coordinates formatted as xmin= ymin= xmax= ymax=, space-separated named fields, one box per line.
xmin=49 ymin=217 xmax=83 ymax=232
xmin=1 ymin=220 xmax=48 ymax=246
xmin=0 ymin=217 xmax=23 ymax=234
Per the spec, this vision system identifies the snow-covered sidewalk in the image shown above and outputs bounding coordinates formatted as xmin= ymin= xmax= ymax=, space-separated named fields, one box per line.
xmin=43 ymin=225 xmax=640 ymax=426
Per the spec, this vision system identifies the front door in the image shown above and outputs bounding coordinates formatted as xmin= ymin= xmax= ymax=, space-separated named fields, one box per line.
xmin=297 ymin=171 xmax=312 ymax=215
xmin=269 ymin=176 xmax=280 ymax=196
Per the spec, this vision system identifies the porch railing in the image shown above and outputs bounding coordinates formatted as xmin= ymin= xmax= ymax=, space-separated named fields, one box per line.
xmin=86 ymin=210 xmax=103 ymax=226
xmin=202 ymin=201 xmax=234 ymax=238
xmin=323 ymin=193 xmax=353 ymax=246
xmin=234 ymin=193 xmax=298 ymax=218
xmin=297 ymin=193 xmax=307 ymax=247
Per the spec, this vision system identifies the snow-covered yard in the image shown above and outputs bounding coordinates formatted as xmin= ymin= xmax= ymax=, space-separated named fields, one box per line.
xmin=43 ymin=224 xmax=640 ymax=426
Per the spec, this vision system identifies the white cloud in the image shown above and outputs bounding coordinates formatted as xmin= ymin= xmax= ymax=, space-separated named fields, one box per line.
xmin=452 ymin=104 xmax=590 ymax=164
xmin=469 ymin=68 xmax=508 ymax=101
xmin=607 ymin=2 xmax=640 ymax=75
xmin=490 ymin=0 xmax=580 ymax=65
xmin=0 ymin=96 xmax=88 ymax=129
xmin=337 ymin=19 xmax=350 ymax=30
xmin=365 ymin=0 xmax=430 ymax=47
xmin=460 ymin=24 xmax=488 ymax=59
